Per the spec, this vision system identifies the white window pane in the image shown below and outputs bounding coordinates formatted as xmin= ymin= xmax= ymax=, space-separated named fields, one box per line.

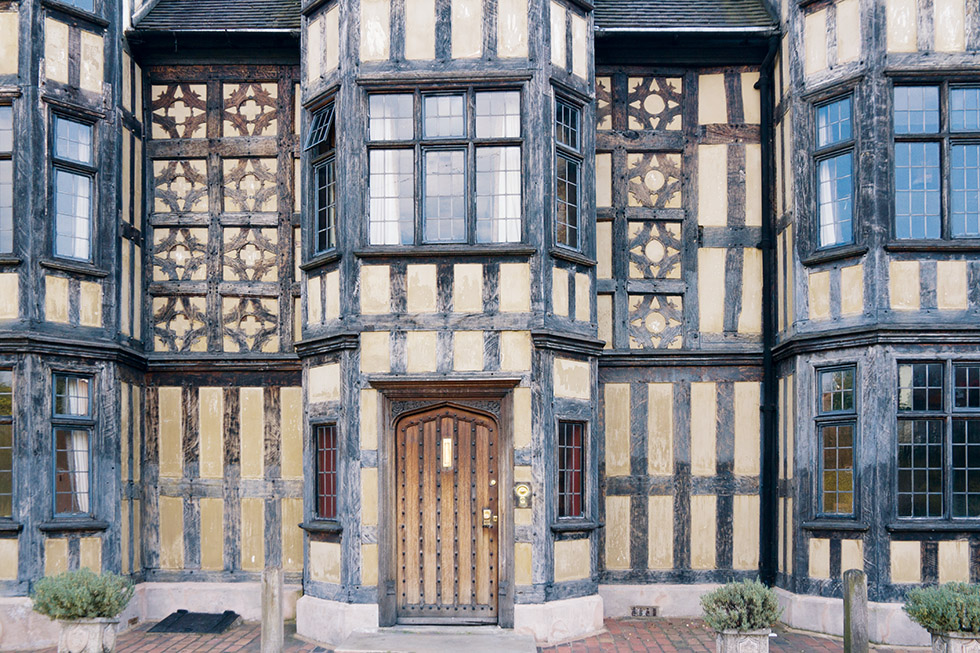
xmin=423 ymin=95 xmax=465 ymax=139
xmin=369 ymin=149 xmax=414 ymax=244
xmin=476 ymin=146 xmax=521 ymax=243
xmin=476 ymin=91 xmax=521 ymax=139
xmin=369 ymin=94 xmax=414 ymax=141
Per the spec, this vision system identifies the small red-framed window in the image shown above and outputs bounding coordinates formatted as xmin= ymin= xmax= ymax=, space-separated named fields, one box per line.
xmin=557 ymin=420 xmax=585 ymax=519
xmin=315 ymin=424 xmax=338 ymax=520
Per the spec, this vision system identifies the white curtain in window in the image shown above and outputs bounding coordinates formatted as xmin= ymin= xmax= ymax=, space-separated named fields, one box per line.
xmin=69 ymin=430 xmax=90 ymax=513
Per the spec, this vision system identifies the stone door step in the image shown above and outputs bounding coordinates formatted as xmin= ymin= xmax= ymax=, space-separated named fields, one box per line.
xmin=335 ymin=626 xmax=538 ymax=653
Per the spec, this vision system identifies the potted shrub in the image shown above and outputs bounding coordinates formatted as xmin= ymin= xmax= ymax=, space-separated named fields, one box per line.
xmin=904 ymin=582 xmax=980 ymax=652
xmin=31 ymin=568 xmax=134 ymax=653
xmin=700 ymin=580 xmax=782 ymax=653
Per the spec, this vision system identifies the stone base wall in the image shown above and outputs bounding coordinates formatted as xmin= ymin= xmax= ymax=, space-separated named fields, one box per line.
xmin=513 ymin=595 xmax=604 ymax=645
xmin=295 ymin=595 xmax=380 ymax=646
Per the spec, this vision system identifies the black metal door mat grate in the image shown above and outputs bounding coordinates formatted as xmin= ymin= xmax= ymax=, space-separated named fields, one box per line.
xmin=148 ymin=610 xmax=240 ymax=634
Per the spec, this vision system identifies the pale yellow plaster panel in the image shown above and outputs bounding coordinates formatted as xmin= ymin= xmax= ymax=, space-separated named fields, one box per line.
xmin=698 ymin=74 xmax=728 ymax=125
xmin=500 ymin=331 xmax=532 ymax=371
xmin=554 ymin=357 xmax=591 ymax=401
xmin=513 ymin=387 xmax=532 ymax=449
xmin=840 ymin=264 xmax=864 ymax=316
xmin=361 ymin=389 xmax=379 ymax=450
xmin=452 ymin=0 xmax=483 ymax=59
xmin=552 ymin=267 xmax=569 ymax=317
xmin=605 ymin=383 xmax=630 ymax=477
xmin=405 ymin=0 xmax=436 ymax=60
xmin=745 ymin=144 xmax=762 ymax=226
xmin=786 ymin=374 xmax=795 ymax=481
xmin=239 ymin=388 xmax=266 ymax=481
xmin=0 ymin=539 xmax=17 ymax=580
xmin=515 ymin=507 xmax=532 ymax=525
xmin=937 ymin=260 xmax=968 ymax=310
xmin=808 ymin=270 xmax=831 ymax=320
xmin=294 ymin=298 xmax=301 ymax=343
xmin=550 ymin=2 xmax=566 ymax=68
xmin=199 ymin=498 xmax=224 ymax=571
xmin=690 ymin=382 xmax=717 ymax=477
xmin=499 ymin=263 xmax=531 ymax=313
xmin=79 ymin=537 xmax=101 ymax=572
xmin=777 ymin=235 xmax=784 ymax=331
xmin=159 ymin=496 xmax=184 ymax=570
xmin=79 ymin=31 xmax=104 ymax=94
xmin=891 ymin=540 xmax=921 ymax=583
xmin=360 ymin=0 xmax=390 ymax=62
xmin=133 ymin=499 xmax=142 ymax=570
xmin=647 ymin=383 xmax=673 ymax=476
xmin=454 ymin=331 xmax=485 ymax=371
xmin=809 ymin=537 xmax=830 ymax=579
xmin=739 ymin=248 xmax=763 ymax=334
xmin=280 ymin=387 xmax=303 ymax=479
xmin=44 ymin=19 xmax=69 ymax=84
xmin=45 ymin=538 xmax=68 ymax=577
xmin=158 ymin=387 xmax=183 ymax=478
xmin=647 ymin=496 xmax=673 ymax=570
xmin=570 ymin=13 xmax=587 ymax=79
xmin=0 ymin=12 xmax=18 ymax=76
xmin=361 ymin=332 xmax=391 ymax=373
xmin=310 ymin=541 xmax=342 ymax=583
xmin=325 ymin=5 xmax=340 ymax=72
xmin=121 ymin=384 xmax=130 ymax=481
xmin=407 ymin=264 xmax=438 ymax=313
xmin=887 ymin=0 xmax=918 ymax=53
xmin=361 ymin=543 xmax=379 ymax=586
xmin=597 ymin=295 xmax=613 ymax=350
xmin=698 ymin=145 xmax=728 ymax=226
xmin=79 ymin=281 xmax=102 ymax=328
xmin=498 ymin=0 xmax=528 ymax=58
xmin=836 ymin=0 xmax=861 ymax=63
xmin=842 ymin=539 xmax=864 ymax=574
xmin=453 ymin=263 xmax=483 ymax=313
xmin=690 ymin=495 xmax=717 ymax=569
xmin=741 ymin=72 xmax=760 ymax=124
xmin=307 ymin=276 xmax=322 ymax=325
xmin=307 ymin=16 xmax=322 ymax=82
xmin=605 ymin=496 xmax=631 ymax=570
xmin=406 ymin=331 xmax=438 ymax=373
xmin=784 ymin=227 xmax=794 ymax=326
xmin=804 ymin=9 xmax=828 ymax=76
xmin=324 ymin=270 xmax=340 ymax=321
xmin=596 ymin=222 xmax=612 ymax=281
xmin=122 ymin=136 xmax=131 ymax=225
xmin=698 ymin=249 xmax=726 ymax=333
xmin=939 ymin=540 xmax=970 ymax=583
xmin=734 ymin=382 xmax=761 ymax=475
xmin=240 ymin=497 xmax=265 ymax=571
xmin=198 ymin=387 xmax=224 ymax=479
xmin=554 ymin=539 xmax=590 ymax=581
xmin=733 ymin=496 xmax=759 ymax=570
xmin=309 ymin=363 xmax=341 ymax=404
xmin=45 ymin=275 xmax=69 ymax=324
xmin=121 ymin=501 xmax=130 ymax=574
xmin=134 ymin=144 xmax=144 ymax=230
xmin=515 ymin=465 xmax=532 ymax=483
xmin=935 ymin=0 xmax=965 ymax=51
xmin=575 ymin=273 xmax=590 ymax=322
xmin=133 ymin=389 xmax=141 ymax=482
xmin=596 ymin=153 xmax=612 ymax=208
xmin=0 ymin=273 xmax=18 ymax=320
xmin=889 ymin=260 xmax=920 ymax=310
xmin=515 ymin=542 xmax=533 ymax=585
xmin=361 ymin=468 xmax=379 ymax=526
xmin=360 ymin=265 xmax=391 ymax=314
xmin=281 ymin=498 xmax=303 ymax=573
xmin=785 ymin=497 xmax=793 ymax=574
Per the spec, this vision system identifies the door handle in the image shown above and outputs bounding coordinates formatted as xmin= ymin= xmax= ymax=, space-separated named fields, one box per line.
xmin=482 ymin=508 xmax=497 ymax=528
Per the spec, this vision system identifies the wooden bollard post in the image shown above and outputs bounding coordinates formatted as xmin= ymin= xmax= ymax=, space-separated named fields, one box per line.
xmin=843 ymin=568 xmax=869 ymax=653
xmin=261 ymin=567 xmax=284 ymax=653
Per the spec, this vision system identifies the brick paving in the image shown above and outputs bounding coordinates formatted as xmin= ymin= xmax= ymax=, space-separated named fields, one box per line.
xmin=31 ymin=617 xmax=926 ymax=652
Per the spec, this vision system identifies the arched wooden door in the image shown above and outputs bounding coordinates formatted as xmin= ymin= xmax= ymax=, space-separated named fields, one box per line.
xmin=395 ymin=405 xmax=499 ymax=624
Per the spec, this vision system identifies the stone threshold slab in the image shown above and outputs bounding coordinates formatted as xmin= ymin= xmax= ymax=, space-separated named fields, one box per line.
xmin=335 ymin=626 xmax=538 ymax=653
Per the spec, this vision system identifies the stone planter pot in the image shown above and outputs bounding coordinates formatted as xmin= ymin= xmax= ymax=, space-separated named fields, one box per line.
xmin=57 ymin=617 xmax=118 ymax=653
xmin=931 ymin=632 xmax=980 ymax=653
xmin=715 ymin=629 xmax=771 ymax=653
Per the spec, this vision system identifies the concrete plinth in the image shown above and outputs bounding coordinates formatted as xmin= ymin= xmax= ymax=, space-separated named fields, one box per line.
xmin=336 ymin=626 xmax=537 ymax=653
xmin=513 ymin=594 xmax=604 ymax=645
xmin=0 ymin=597 xmax=60 ymax=652
xmin=134 ymin=581 xmax=302 ymax=623
xmin=295 ymin=595 xmax=380 ymax=646
xmin=599 ymin=583 xmax=721 ymax=618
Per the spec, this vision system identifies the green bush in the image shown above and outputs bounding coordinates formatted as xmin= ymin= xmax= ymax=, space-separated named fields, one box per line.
xmin=31 ymin=569 xmax=133 ymax=621
xmin=700 ymin=580 xmax=782 ymax=632
xmin=904 ymin=583 xmax=980 ymax=635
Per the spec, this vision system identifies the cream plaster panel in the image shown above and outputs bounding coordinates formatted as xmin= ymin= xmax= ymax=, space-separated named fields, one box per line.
xmin=453 ymin=263 xmax=483 ymax=313
xmin=280 ymin=387 xmax=303 ymax=480
xmin=647 ymin=383 xmax=673 ymax=476
xmin=122 ymin=136 xmax=131 ymax=225
xmin=121 ymin=384 xmax=130 ymax=481
xmin=500 ymin=330 xmax=532 ymax=371
xmin=499 ymin=263 xmax=531 ymax=312
xmin=575 ymin=273 xmax=590 ymax=322
xmin=939 ymin=541 xmax=970 ymax=584
xmin=0 ymin=539 xmax=17 ymax=580
xmin=79 ymin=31 xmax=104 ymax=94
xmin=241 ymin=497 xmax=265 ymax=571
xmin=554 ymin=539 xmax=590 ymax=582
xmin=515 ymin=542 xmax=533 ymax=585
xmin=407 ymin=264 xmax=438 ymax=313
xmin=597 ymin=220 xmax=612 ymax=277
xmin=890 ymin=541 xmax=921 ymax=583
xmin=361 ymin=389 xmax=379 ymax=450
xmin=889 ymin=260 xmax=920 ymax=310
xmin=552 ymin=267 xmax=569 ymax=317
xmin=309 ymin=363 xmax=341 ymax=403
xmin=886 ymin=0 xmax=918 ymax=53
xmin=361 ymin=0 xmax=390 ymax=62
xmin=690 ymin=382 xmax=717 ymax=477
xmin=804 ymin=10 xmax=828 ymax=76
xmin=605 ymin=496 xmax=631 ymax=570
xmin=0 ymin=274 xmax=18 ymax=320
xmin=0 ymin=12 xmax=18 ymax=76
xmin=325 ymin=270 xmax=340 ymax=321
xmin=307 ymin=275 xmax=322 ymax=325
xmin=605 ymin=383 xmax=630 ymax=477
xmin=282 ymin=498 xmax=304 ymax=573
xmin=647 ymin=496 xmax=673 ymax=570
xmin=406 ymin=331 xmax=438 ymax=373
xmin=361 ymin=332 xmax=390 ymax=373
xmin=739 ymin=248 xmax=763 ymax=334
xmin=44 ymin=19 xmax=69 ymax=84
xmin=734 ymin=382 xmax=761 ymax=475
xmin=733 ymin=496 xmax=759 ymax=571
xmin=497 ymin=0 xmax=528 ymax=58
xmin=361 ymin=543 xmax=379 ymax=586
xmin=809 ymin=538 xmax=830 ymax=579
xmin=159 ymin=496 xmax=184 ymax=570
xmin=698 ymin=145 xmax=728 ymax=226
xmin=361 ymin=468 xmax=379 ymax=527
xmin=513 ymin=387 xmax=532 ymax=449
xmin=454 ymin=331 xmax=485 ymax=371
xmin=405 ymin=0 xmax=436 ymax=60
xmin=199 ymin=387 xmax=224 ymax=479
xmin=550 ymin=2 xmax=566 ymax=68
xmin=598 ymin=295 xmax=613 ymax=350
xmin=451 ymin=0 xmax=483 ymax=59
xmin=158 ymin=387 xmax=183 ymax=478
xmin=935 ymin=0 xmax=965 ymax=51
xmin=937 ymin=260 xmax=968 ymax=310
xmin=697 ymin=248 xmax=726 ymax=333
xmin=840 ymin=264 xmax=864 ymax=316
xmin=45 ymin=275 xmax=69 ymax=324
xmin=554 ymin=357 xmax=590 ymax=400
xmin=570 ymin=13 xmax=587 ymax=79
xmin=121 ymin=501 xmax=130 ymax=574
xmin=310 ymin=541 xmax=342 ymax=583
xmin=842 ymin=539 xmax=864 ymax=574
xmin=45 ymin=538 xmax=68 ymax=577
xmin=307 ymin=16 xmax=322 ymax=82
xmin=690 ymin=495 xmax=717 ymax=569
xmin=360 ymin=265 xmax=391 ymax=315
xmin=596 ymin=153 xmax=612 ymax=208
xmin=785 ymin=497 xmax=793 ymax=574
xmin=79 ymin=281 xmax=102 ymax=328
xmin=240 ymin=388 xmax=265 ymax=479
xmin=744 ymin=144 xmax=762 ymax=226
xmin=808 ymin=270 xmax=831 ymax=320
xmin=741 ymin=72 xmax=760 ymax=124
xmin=836 ymin=0 xmax=861 ymax=63
xmin=79 ymin=537 xmax=101 ymax=572
xmin=786 ymin=374 xmax=795 ymax=481
xmin=199 ymin=498 xmax=224 ymax=571
xmin=698 ymin=74 xmax=728 ymax=125
xmin=325 ymin=5 xmax=340 ymax=72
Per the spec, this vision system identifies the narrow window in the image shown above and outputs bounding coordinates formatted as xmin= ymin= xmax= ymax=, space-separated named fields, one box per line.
xmin=816 ymin=366 xmax=856 ymax=516
xmin=52 ymin=116 xmax=95 ymax=261
xmin=0 ymin=106 xmax=12 ymax=253
xmin=52 ymin=374 xmax=93 ymax=517
xmin=897 ymin=363 xmax=945 ymax=518
xmin=307 ymin=103 xmax=337 ymax=254
xmin=814 ymin=96 xmax=854 ymax=248
xmin=315 ymin=423 xmax=338 ymax=520
xmin=953 ymin=364 xmax=980 ymax=517
xmin=555 ymin=98 xmax=582 ymax=249
xmin=951 ymin=88 xmax=980 ymax=236
xmin=557 ymin=420 xmax=585 ymax=519
xmin=0 ymin=370 xmax=12 ymax=518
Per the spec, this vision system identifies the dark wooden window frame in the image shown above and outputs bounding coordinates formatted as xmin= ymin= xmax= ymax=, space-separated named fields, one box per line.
xmin=814 ymin=364 xmax=858 ymax=519
xmin=51 ymin=372 xmax=95 ymax=519
xmin=556 ymin=419 xmax=587 ymax=521
xmin=812 ymin=94 xmax=856 ymax=251
xmin=553 ymin=93 xmax=583 ymax=252
xmin=307 ymin=100 xmax=337 ymax=256
xmin=0 ymin=103 xmax=12 ymax=256
xmin=49 ymin=110 xmax=98 ymax=264
xmin=313 ymin=421 xmax=340 ymax=522
xmin=0 ymin=369 xmax=13 ymax=520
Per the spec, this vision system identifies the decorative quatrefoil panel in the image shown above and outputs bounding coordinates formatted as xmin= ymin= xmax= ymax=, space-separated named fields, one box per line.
xmin=153 ymin=160 xmax=209 ymax=214
xmin=627 ymin=77 xmax=683 ymax=131
xmin=627 ymin=152 xmax=682 ymax=209
xmin=152 ymin=296 xmax=208 ymax=352
xmin=222 ymin=227 xmax=279 ymax=282
xmin=628 ymin=294 xmax=684 ymax=350
xmin=628 ymin=222 xmax=682 ymax=279
xmin=223 ymin=158 xmax=278 ymax=213
xmin=596 ymin=76 xmax=613 ymax=131
xmin=222 ymin=83 xmax=279 ymax=137
xmin=152 ymin=228 xmax=208 ymax=281
xmin=221 ymin=297 xmax=279 ymax=353
xmin=151 ymin=84 xmax=207 ymax=139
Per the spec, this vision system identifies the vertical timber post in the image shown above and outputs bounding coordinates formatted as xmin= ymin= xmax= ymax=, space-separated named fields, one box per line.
xmin=843 ymin=569 xmax=869 ymax=653
xmin=262 ymin=567 xmax=284 ymax=653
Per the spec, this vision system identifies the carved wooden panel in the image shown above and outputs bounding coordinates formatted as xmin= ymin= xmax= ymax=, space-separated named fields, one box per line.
xmin=222 ymin=83 xmax=279 ymax=137
xmin=596 ymin=76 xmax=612 ymax=131
xmin=152 ymin=296 xmax=208 ymax=352
xmin=627 ymin=153 xmax=682 ymax=208
xmin=628 ymin=294 xmax=683 ymax=349
xmin=152 ymin=228 xmax=208 ymax=281
xmin=151 ymin=84 xmax=208 ymax=139
xmin=221 ymin=297 xmax=279 ymax=353
xmin=222 ymin=227 xmax=278 ymax=282
xmin=628 ymin=222 xmax=682 ymax=279
xmin=223 ymin=158 xmax=278 ymax=212
xmin=153 ymin=160 xmax=209 ymax=213
xmin=627 ymin=77 xmax=683 ymax=131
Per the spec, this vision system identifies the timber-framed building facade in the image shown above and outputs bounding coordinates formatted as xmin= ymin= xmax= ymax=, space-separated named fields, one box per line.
xmin=0 ymin=0 xmax=978 ymax=648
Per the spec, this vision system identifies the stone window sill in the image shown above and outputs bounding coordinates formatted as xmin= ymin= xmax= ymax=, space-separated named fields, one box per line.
xmin=300 ymin=520 xmax=343 ymax=534
xmin=38 ymin=518 xmax=109 ymax=533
